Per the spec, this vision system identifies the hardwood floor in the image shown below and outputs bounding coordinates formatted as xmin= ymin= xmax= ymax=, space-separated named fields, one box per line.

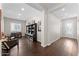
xmin=9 ymin=37 xmax=78 ymax=56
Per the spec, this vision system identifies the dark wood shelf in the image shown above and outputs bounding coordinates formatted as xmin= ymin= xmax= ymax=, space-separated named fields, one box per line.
xmin=25 ymin=23 xmax=37 ymax=42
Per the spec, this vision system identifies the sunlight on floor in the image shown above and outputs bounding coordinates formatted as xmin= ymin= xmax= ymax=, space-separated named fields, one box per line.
xmin=64 ymin=39 xmax=73 ymax=53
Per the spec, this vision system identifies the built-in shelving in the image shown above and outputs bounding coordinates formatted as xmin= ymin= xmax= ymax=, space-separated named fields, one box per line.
xmin=25 ymin=23 xmax=37 ymax=42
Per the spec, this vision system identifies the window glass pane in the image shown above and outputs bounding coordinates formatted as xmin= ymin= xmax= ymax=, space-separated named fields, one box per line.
xmin=11 ymin=23 xmax=21 ymax=32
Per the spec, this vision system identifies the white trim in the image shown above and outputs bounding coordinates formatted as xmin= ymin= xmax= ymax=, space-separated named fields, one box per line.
xmin=41 ymin=43 xmax=47 ymax=47
xmin=47 ymin=37 xmax=59 ymax=46
xmin=41 ymin=38 xmax=60 ymax=47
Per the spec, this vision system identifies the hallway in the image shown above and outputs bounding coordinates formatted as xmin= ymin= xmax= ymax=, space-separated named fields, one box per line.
xmin=10 ymin=37 xmax=78 ymax=56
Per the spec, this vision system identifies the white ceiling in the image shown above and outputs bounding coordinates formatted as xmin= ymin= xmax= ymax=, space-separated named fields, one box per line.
xmin=2 ymin=3 xmax=79 ymax=20
xmin=27 ymin=3 xmax=63 ymax=11
xmin=26 ymin=3 xmax=43 ymax=11
xmin=40 ymin=3 xmax=63 ymax=10
xmin=2 ymin=3 xmax=42 ymax=20
xmin=52 ymin=3 xmax=79 ymax=19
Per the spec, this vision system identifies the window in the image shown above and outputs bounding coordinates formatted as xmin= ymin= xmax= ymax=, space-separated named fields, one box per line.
xmin=66 ymin=22 xmax=73 ymax=34
xmin=11 ymin=23 xmax=21 ymax=32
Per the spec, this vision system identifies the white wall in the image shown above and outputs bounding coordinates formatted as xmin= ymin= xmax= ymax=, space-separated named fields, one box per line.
xmin=0 ymin=3 xmax=4 ymax=33
xmin=40 ymin=11 xmax=45 ymax=47
xmin=40 ymin=11 xmax=61 ymax=47
xmin=77 ymin=22 xmax=79 ymax=38
xmin=47 ymin=13 xmax=61 ymax=45
xmin=77 ymin=17 xmax=79 ymax=50
xmin=77 ymin=17 xmax=79 ymax=38
xmin=0 ymin=4 xmax=2 ymax=9
xmin=1 ymin=16 xmax=4 ymax=33
xmin=4 ymin=17 xmax=26 ymax=36
xmin=41 ymin=10 xmax=48 ymax=47
xmin=0 ymin=3 xmax=2 ymax=56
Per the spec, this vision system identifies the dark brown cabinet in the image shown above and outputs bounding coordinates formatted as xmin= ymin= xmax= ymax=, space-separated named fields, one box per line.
xmin=25 ymin=23 xmax=37 ymax=42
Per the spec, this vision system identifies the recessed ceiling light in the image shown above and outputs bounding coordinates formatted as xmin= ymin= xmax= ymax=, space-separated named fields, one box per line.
xmin=62 ymin=8 xmax=65 ymax=11
xmin=21 ymin=8 xmax=24 ymax=11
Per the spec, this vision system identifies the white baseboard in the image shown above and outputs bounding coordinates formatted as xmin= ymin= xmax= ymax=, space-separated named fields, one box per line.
xmin=41 ymin=43 xmax=48 ymax=47
xmin=47 ymin=42 xmax=52 ymax=46
xmin=41 ymin=37 xmax=60 ymax=47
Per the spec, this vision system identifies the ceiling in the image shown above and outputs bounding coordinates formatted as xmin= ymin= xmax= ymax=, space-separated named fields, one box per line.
xmin=2 ymin=3 xmax=42 ymax=20
xmin=27 ymin=3 xmax=63 ymax=11
xmin=2 ymin=3 xmax=79 ymax=20
xmin=52 ymin=3 xmax=79 ymax=19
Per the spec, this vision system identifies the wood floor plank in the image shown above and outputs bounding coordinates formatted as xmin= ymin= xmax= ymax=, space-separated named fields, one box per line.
xmin=10 ymin=37 xmax=78 ymax=56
